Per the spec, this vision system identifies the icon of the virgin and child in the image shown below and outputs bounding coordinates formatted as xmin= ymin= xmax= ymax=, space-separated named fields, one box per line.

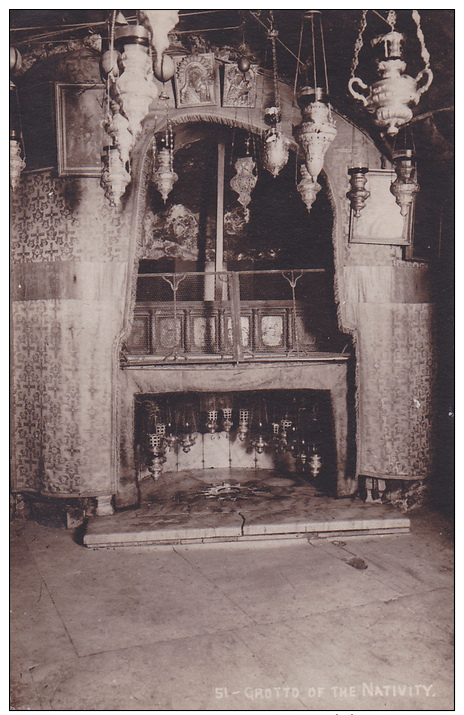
xmin=176 ymin=55 xmax=215 ymax=106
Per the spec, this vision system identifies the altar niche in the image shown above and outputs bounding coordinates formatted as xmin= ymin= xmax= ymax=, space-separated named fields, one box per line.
xmin=128 ymin=123 xmax=348 ymax=362
xmin=118 ymin=122 xmax=355 ymax=504
xmin=134 ymin=390 xmax=338 ymax=496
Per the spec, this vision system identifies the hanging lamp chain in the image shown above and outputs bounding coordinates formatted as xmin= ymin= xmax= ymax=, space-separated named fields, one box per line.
xmin=411 ymin=10 xmax=431 ymax=70
xmin=386 ymin=10 xmax=397 ymax=30
xmin=350 ymin=9 xmax=368 ymax=78
xmin=268 ymin=11 xmax=281 ymax=111
xmin=319 ymin=12 xmax=330 ymax=96
xmin=105 ymin=10 xmax=117 ymax=122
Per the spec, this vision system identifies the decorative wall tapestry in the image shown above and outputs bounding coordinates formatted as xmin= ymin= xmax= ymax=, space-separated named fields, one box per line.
xmin=10 ymin=171 xmax=129 ymax=263
xmin=174 ymin=53 xmax=218 ymax=108
xmin=12 ymin=299 xmax=117 ymax=496
xmin=222 ymin=63 xmax=258 ymax=108
xmin=11 ymin=170 xmax=131 ymax=497
xmin=358 ymin=302 xmax=436 ymax=480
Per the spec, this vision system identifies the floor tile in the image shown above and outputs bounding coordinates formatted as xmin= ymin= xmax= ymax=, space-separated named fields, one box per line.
xmin=176 ymin=540 xmax=403 ymax=624
xmin=38 ymin=632 xmax=305 ymax=711
xmin=24 ymin=523 xmax=254 ymax=657
xmin=231 ymin=598 xmax=454 ymax=711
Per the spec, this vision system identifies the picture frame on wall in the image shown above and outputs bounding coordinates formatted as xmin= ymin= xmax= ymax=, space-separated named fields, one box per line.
xmin=174 ymin=53 xmax=218 ymax=108
xmin=55 ymin=83 xmax=105 ymax=176
xmin=222 ymin=63 xmax=258 ymax=108
xmin=348 ymin=169 xmax=413 ymax=246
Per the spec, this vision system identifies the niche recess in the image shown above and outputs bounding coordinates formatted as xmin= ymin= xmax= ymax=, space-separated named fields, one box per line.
xmin=120 ymin=121 xmax=354 ymax=499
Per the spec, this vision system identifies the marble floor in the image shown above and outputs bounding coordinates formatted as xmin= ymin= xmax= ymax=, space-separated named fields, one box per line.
xmin=84 ymin=469 xmax=410 ymax=547
xmin=10 ymin=500 xmax=454 ymax=711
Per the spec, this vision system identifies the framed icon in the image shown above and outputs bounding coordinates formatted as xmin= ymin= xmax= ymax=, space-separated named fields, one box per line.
xmin=55 ymin=83 xmax=105 ymax=176
xmin=174 ymin=53 xmax=218 ymax=108
xmin=222 ymin=63 xmax=258 ymax=108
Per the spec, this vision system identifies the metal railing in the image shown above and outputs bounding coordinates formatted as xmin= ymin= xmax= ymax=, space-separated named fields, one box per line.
xmin=124 ymin=268 xmax=346 ymax=364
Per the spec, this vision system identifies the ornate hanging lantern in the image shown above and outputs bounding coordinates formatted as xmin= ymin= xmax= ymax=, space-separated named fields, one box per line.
xmin=297 ymin=164 xmax=321 ymax=212
xmin=346 ymin=127 xmax=370 ymax=217
xmin=347 ymin=167 xmax=370 ymax=218
xmin=390 ymin=148 xmax=419 ymax=216
xmin=348 ymin=11 xmax=433 ymax=136
xmin=104 ymin=100 xmax=133 ymax=167
xmin=262 ymin=18 xmax=289 ymax=178
xmin=101 ymin=145 xmax=131 ymax=208
xmin=295 ymin=87 xmax=337 ymax=183
xmin=152 ymin=115 xmax=178 ymax=203
xmin=113 ymin=24 xmax=159 ymax=139
xmin=222 ymin=408 xmax=234 ymax=433
xmin=238 ymin=409 xmax=250 ymax=442
xmin=294 ymin=12 xmax=337 ymax=185
xmin=309 ymin=444 xmax=323 ymax=478
xmin=206 ymin=410 xmax=218 ymax=434
xmin=251 ymin=424 xmax=268 ymax=454
xmin=230 ymin=136 xmax=257 ymax=221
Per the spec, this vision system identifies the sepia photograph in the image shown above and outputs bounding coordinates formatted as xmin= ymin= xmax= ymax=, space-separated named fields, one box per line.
xmin=10 ymin=8 xmax=454 ymax=712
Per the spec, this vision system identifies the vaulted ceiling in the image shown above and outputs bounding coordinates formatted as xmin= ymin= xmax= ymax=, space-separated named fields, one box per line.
xmin=10 ymin=9 xmax=454 ymax=166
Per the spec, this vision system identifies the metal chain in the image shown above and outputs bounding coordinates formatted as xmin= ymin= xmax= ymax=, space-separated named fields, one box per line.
xmin=412 ymin=10 xmax=431 ymax=69
xmin=386 ymin=10 xmax=397 ymax=29
xmin=350 ymin=10 xmax=368 ymax=78
xmin=268 ymin=10 xmax=281 ymax=109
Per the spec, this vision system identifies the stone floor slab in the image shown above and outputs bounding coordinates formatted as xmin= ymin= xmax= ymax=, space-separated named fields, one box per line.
xmin=175 ymin=540 xmax=403 ymax=624
xmin=23 ymin=522 xmax=254 ymax=657
xmin=32 ymin=632 xmax=305 ymax=711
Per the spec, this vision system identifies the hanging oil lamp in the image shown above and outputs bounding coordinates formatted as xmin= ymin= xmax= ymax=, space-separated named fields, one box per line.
xmin=113 ymin=24 xmax=159 ymax=139
xmin=347 ymin=167 xmax=370 ymax=218
xmin=296 ymin=438 xmax=308 ymax=470
xmin=222 ymin=408 xmax=234 ymax=433
xmin=390 ymin=148 xmax=419 ymax=217
xmin=101 ymin=144 xmax=131 ymax=208
xmin=251 ymin=423 xmax=268 ymax=454
xmin=230 ymin=136 xmax=257 ymax=222
xmin=278 ymin=418 xmax=292 ymax=452
xmin=152 ymin=114 xmax=178 ymax=203
xmin=348 ymin=11 xmax=433 ymax=136
xmin=271 ymin=422 xmax=280 ymax=445
xmin=104 ymin=101 xmax=133 ymax=168
xmin=262 ymin=18 xmax=289 ymax=178
xmin=206 ymin=410 xmax=218 ymax=435
xmin=165 ymin=422 xmax=178 ymax=450
xmin=238 ymin=409 xmax=250 ymax=442
xmin=297 ymin=164 xmax=321 ymax=213
xmin=147 ymin=433 xmax=167 ymax=480
xmin=180 ymin=420 xmax=196 ymax=453
xmin=309 ymin=444 xmax=322 ymax=478
xmin=293 ymin=12 xmax=337 ymax=189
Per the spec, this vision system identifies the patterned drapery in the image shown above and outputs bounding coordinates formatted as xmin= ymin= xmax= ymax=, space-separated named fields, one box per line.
xmin=11 ymin=171 xmax=130 ymax=496
xmin=357 ymin=302 xmax=436 ymax=479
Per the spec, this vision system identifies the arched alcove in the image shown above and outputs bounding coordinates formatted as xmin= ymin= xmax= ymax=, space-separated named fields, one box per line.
xmin=117 ymin=116 xmax=355 ymax=504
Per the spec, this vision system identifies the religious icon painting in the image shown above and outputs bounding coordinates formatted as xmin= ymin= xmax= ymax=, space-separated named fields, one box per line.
xmin=174 ymin=53 xmax=218 ymax=108
xmin=222 ymin=63 xmax=258 ymax=108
